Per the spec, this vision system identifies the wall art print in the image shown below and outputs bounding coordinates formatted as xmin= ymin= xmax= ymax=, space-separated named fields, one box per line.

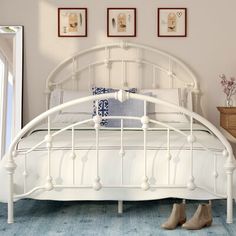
xmin=58 ymin=8 xmax=87 ymax=37
xmin=158 ymin=8 xmax=187 ymax=37
xmin=107 ymin=8 xmax=136 ymax=37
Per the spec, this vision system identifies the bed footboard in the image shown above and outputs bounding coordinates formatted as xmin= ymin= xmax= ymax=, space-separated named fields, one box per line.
xmin=5 ymin=90 xmax=236 ymax=224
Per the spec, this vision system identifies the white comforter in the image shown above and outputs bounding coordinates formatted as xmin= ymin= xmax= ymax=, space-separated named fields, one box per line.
xmin=0 ymin=123 xmax=233 ymax=202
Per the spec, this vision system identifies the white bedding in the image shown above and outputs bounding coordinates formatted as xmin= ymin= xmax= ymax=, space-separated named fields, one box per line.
xmin=18 ymin=123 xmax=222 ymax=151
xmin=0 ymin=122 xmax=233 ymax=202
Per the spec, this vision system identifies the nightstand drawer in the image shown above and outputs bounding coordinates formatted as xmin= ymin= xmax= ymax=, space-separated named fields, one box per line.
xmin=220 ymin=114 xmax=236 ymax=129
xmin=217 ymin=107 xmax=236 ymax=138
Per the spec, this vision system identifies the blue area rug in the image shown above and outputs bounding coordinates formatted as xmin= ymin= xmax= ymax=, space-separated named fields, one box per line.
xmin=0 ymin=199 xmax=235 ymax=235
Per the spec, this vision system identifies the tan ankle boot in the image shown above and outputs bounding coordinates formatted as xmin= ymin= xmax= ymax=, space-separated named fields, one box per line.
xmin=182 ymin=203 xmax=212 ymax=230
xmin=161 ymin=203 xmax=186 ymax=230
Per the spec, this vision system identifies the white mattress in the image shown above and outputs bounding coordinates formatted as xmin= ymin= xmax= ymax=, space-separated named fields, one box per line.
xmin=0 ymin=122 xmax=233 ymax=202
xmin=17 ymin=123 xmax=223 ymax=152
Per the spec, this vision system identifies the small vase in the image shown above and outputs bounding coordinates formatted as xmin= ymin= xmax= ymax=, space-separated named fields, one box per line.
xmin=225 ymin=97 xmax=233 ymax=107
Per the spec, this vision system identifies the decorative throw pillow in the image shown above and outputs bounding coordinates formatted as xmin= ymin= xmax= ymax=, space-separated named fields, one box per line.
xmin=92 ymin=87 xmax=113 ymax=126
xmin=92 ymin=87 xmax=137 ymax=126
xmin=107 ymin=92 xmax=152 ymax=128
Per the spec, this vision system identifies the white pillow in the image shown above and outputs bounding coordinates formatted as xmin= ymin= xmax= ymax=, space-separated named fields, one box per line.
xmin=53 ymin=113 xmax=92 ymax=124
xmin=50 ymin=89 xmax=93 ymax=123
xmin=180 ymin=88 xmax=193 ymax=111
xmin=140 ymin=88 xmax=189 ymax=123
xmin=49 ymin=89 xmax=62 ymax=108
xmin=61 ymin=90 xmax=92 ymax=114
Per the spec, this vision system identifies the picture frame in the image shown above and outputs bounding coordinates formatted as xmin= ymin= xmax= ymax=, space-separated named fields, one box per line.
xmin=107 ymin=8 xmax=137 ymax=37
xmin=157 ymin=8 xmax=187 ymax=37
xmin=58 ymin=8 xmax=87 ymax=37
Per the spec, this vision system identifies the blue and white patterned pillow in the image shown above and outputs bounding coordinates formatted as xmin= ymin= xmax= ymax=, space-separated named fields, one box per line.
xmin=92 ymin=87 xmax=137 ymax=126
xmin=107 ymin=92 xmax=152 ymax=128
xmin=92 ymin=87 xmax=112 ymax=126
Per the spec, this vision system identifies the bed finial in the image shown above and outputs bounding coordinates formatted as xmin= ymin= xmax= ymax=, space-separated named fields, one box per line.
xmin=45 ymin=176 xmax=54 ymax=191
xmin=141 ymin=116 xmax=149 ymax=130
xmin=187 ymin=176 xmax=196 ymax=191
xmin=93 ymin=115 xmax=102 ymax=129
xmin=93 ymin=177 xmax=102 ymax=191
xmin=141 ymin=176 xmax=150 ymax=191
xmin=120 ymin=40 xmax=128 ymax=50
xmin=104 ymin=59 xmax=111 ymax=69
xmin=115 ymin=90 xmax=130 ymax=103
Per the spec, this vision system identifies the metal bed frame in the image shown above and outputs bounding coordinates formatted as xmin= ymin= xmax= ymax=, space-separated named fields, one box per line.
xmin=4 ymin=42 xmax=236 ymax=224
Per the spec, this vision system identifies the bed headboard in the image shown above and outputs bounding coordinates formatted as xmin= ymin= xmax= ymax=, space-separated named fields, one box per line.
xmin=45 ymin=41 xmax=200 ymax=112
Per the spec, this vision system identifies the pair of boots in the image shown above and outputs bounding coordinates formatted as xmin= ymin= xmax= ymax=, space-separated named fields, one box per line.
xmin=161 ymin=202 xmax=212 ymax=230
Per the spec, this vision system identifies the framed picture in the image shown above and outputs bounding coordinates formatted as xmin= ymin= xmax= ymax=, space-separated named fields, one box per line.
xmin=107 ymin=8 xmax=136 ymax=37
xmin=58 ymin=8 xmax=87 ymax=37
xmin=157 ymin=8 xmax=187 ymax=37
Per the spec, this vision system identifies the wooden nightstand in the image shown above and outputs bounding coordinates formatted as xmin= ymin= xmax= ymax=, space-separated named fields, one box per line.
xmin=217 ymin=107 xmax=236 ymax=139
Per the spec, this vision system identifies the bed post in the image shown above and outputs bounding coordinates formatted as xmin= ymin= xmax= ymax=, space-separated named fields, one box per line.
xmin=224 ymin=150 xmax=236 ymax=223
xmin=192 ymin=84 xmax=200 ymax=114
xmin=5 ymin=151 xmax=17 ymax=224
xmin=118 ymin=201 xmax=123 ymax=214
xmin=44 ymin=87 xmax=51 ymax=111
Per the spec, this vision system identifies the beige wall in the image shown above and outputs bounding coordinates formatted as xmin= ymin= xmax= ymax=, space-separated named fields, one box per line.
xmin=0 ymin=0 xmax=236 ymax=127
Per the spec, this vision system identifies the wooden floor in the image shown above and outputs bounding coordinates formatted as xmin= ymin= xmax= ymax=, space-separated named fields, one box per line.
xmin=0 ymin=199 xmax=235 ymax=235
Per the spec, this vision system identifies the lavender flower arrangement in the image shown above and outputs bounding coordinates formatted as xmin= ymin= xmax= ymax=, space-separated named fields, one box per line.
xmin=220 ymin=74 xmax=236 ymax=107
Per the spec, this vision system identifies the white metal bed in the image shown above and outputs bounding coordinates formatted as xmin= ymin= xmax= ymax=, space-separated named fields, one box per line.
xmin=2 ymin=41 xmax=236 ymax=224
